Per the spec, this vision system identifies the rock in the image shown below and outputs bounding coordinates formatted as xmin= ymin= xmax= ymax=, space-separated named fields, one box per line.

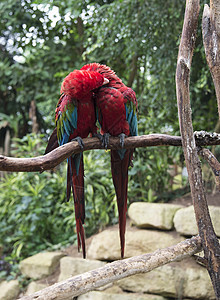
xmin=174 ymin=205 xmax=220 ymax=236
xmin=100 ymin=285 xmax=124 ymax=293
xmin=25 ymin=282 xmax=48 ymax=295
xmin=87 ymin=229 xmax=183 ymax=260
xmin=118 ymin=265 xmax=176 ymax=297
xmin=0 ymin=280 xmax=20 ymax=300
xmin=183 ymin=266 xmax=215 ymax=299
xmin=118 ymin=263 xmax=215 ymax=299
xmin=128 ymin=202 xmax=183 ymax=230
xmin=78 ymin=291 xmax=168 ymax=300
xmin=58 ymin=256 xmax=106 ymax=281
xmin=20 ymin=251 xmax=65 ymax=279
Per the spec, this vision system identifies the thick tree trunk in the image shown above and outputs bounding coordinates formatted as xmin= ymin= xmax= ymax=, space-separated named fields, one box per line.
xmin=202 ymin=1 xmax=220 ymax=119
xmin=127 ymin=54 xmax=138 ymax=87
xmin=176 ymin=0 xmax=220 ymax=298
xmin=4 ymin=128 xmax=10 ymax=156
xmin=29 ymin=100 xmax=39 ymax=134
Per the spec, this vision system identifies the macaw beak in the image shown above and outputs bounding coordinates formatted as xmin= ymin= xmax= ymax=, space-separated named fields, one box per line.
xmin=103 ymin=77 xmax=109 ymax=85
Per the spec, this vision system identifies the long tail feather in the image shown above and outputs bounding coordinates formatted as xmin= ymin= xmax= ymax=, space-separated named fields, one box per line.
xmin=68 ymin=154 xmax=86 ymax=258
xmin=66 ymin=159 xmax=71 ymax=202
xmin=111 ymin=149 xmax=131 ymax=258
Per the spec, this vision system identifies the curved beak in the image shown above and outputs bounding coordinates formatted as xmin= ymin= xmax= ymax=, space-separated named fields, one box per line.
xmin=103 ymin=77 xmax=109 ymax=85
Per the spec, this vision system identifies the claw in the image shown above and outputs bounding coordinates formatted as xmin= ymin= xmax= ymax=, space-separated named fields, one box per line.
xmin=102 ymin=133 xmax=111 ymax=149
xmin=92 ymin=133 xmax=110 ymax=149
xmin=71 ymin=137 xmax=84 ymax=149
xmin=119 ymin=133 xmax=127 ymax=148
xmin=93 ymin=133 xmax=103 ymax=142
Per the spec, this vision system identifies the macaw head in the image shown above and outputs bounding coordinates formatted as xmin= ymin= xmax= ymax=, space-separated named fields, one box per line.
xmin=81 ymin=63 xmax=120 ymax=82
xmin=60 ymin=69 xmax=109 ymax=98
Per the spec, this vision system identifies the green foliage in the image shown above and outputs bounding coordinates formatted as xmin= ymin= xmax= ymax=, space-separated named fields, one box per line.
xmin=84 ymin=150 xmax=118 ymax=235
xmin=0 ymin=0 xmax=218 ymax=281
xmin=129 ymin=147 xmax=175 ymax=202
xmin=0 ymin=135 xmax=117 ymax=263
xmin=0 ymin=160 xmax=74 ymax=260
xmin=0 ymin=0 xmax=218 ymax=138
xmin=0 ymin=132 xmax=180 ymax=265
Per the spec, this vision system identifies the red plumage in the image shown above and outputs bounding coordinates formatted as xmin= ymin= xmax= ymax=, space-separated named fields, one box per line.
xmin=45 ymin=68 xmax=107 ymax=258
xmin=82 ymin=63 xmax=138 ymax=258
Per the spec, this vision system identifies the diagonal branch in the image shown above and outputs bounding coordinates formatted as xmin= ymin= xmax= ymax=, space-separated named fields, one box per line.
xmin=176 ymin=0 xmax=220 ymax=297
xmin=19 ymin=236 xmax=201 ymax=300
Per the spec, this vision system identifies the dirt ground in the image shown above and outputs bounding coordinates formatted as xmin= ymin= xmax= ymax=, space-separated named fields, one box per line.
xmin=170 ymin=191 xmax=220 ymax=207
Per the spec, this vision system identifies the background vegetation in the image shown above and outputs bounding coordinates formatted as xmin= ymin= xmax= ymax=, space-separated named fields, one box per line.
xmin=0 ymin=0 xmax=218 ymax=279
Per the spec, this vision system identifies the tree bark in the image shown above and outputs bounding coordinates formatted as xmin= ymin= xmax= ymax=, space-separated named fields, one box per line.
xmin=198 ymin=147 xmax=220 ymax=191
xmin=1 ymin=133 xmax=220 ymax=172
xmin=19 ymin=236 xmax=201 ymax=300
xmin=176 ymin=0 xmax=220 ymax=297
xmin=127 ymin=54 xmax=138 ymax=87
xmin=76 ymin=16 xmax=85 ymax=56
xmin=4 ymin=128 xmax=10 ymax=156
xmin=202 ymin=1 xmax=220 ymax=119
xmin=29 ymin=100 xmax=39 ymax=134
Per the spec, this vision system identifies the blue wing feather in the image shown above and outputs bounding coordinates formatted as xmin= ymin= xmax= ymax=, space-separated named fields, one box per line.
xmin=60 ymin=132 xmax=69 ymax=146
xmin=125 ymin=102 xmax=138 ymax=137
xmin=56 ymin=97 xmax=78 ymax=146
xmin=71 ymin=108 xmax=78 ymax=129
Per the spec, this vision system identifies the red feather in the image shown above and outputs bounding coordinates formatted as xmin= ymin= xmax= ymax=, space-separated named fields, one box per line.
xmin=82 ymin=63 xmax=138 ymax=258
xmin=111 ymin=150 xmax=131 ymax=258
xmin=45 ymin=68 xmax=108 ymax=258
xmin=68 ymin=155 xmax=86 ymax=258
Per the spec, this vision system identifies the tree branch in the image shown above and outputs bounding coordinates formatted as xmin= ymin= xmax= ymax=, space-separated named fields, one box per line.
xmin=198 ymin=147 xmax=220 ymax=191
xmin=202 ymin=2 xmax=220 ymax=119
xmin=19 ymin=236 xmax=201 ymax=300
xmin=176 ymin=0 xmax=220 ymax=297
xmin=1 ymin=133 xmax=220 ymax=172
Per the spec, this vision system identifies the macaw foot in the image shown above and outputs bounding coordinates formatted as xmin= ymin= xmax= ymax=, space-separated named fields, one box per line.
xmin=93 ymin=133 xmax=103 ymax=142
xmin=118 ymin=133 xmax=127 ymax=148
xmin=93 ymin=133 xmax=111 ymax=149
xmin=71 ymin=137 xmax=84 ymax=149
xmin=102 ymin=133 xmax=111 ymax=149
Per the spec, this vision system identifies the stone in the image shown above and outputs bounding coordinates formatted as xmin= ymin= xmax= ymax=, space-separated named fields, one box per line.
xmin=87 ymin=229 xmax=183 ymax=260
xmin=183 ymin=266 xmax=215 ymax=299
xmin=174 ymin=205 xmax=220 ymax=236
xmin=25 ymin=281 xmax=48 ymax=295
xmin=118 ymin=265 xmax=176 ymax=297
xmin=78 ymin=291 xmax=168 ymax=300
xmin=58 ymin=256 xmax=106 ymax=281
xmin=0 ymin=280 xmax=20 ymax=300
xmin=128 ymin=202 xmax=183 ymax=230
xmin=118 ymin=263 xmax=215 ymax=299
xmin=20 ymin=251 xmax=65 ymax=279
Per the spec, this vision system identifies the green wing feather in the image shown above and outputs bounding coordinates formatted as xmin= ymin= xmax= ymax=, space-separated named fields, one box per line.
xmin=124 ymin=95 xmax=138 ymax=137
xmin=55 ymin=95 xmax=78 ymax=145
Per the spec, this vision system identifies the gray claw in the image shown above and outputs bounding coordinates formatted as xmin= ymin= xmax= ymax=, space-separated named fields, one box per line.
xmin=119 ymin=133 xmax=127 ymax=148
xmin=102 ymin=133 xmax=111 ymax=149
xmin=71 ymin=137 xmax=84 ymax=149
xmin=93 ymin=133 xmax=103 ymax=142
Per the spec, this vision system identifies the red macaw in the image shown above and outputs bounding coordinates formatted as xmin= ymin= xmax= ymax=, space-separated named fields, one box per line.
xmin=45 ymin=69 xmax=108 ymax=258
xmin=81 ymin=63 xmax=138 ymax=258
